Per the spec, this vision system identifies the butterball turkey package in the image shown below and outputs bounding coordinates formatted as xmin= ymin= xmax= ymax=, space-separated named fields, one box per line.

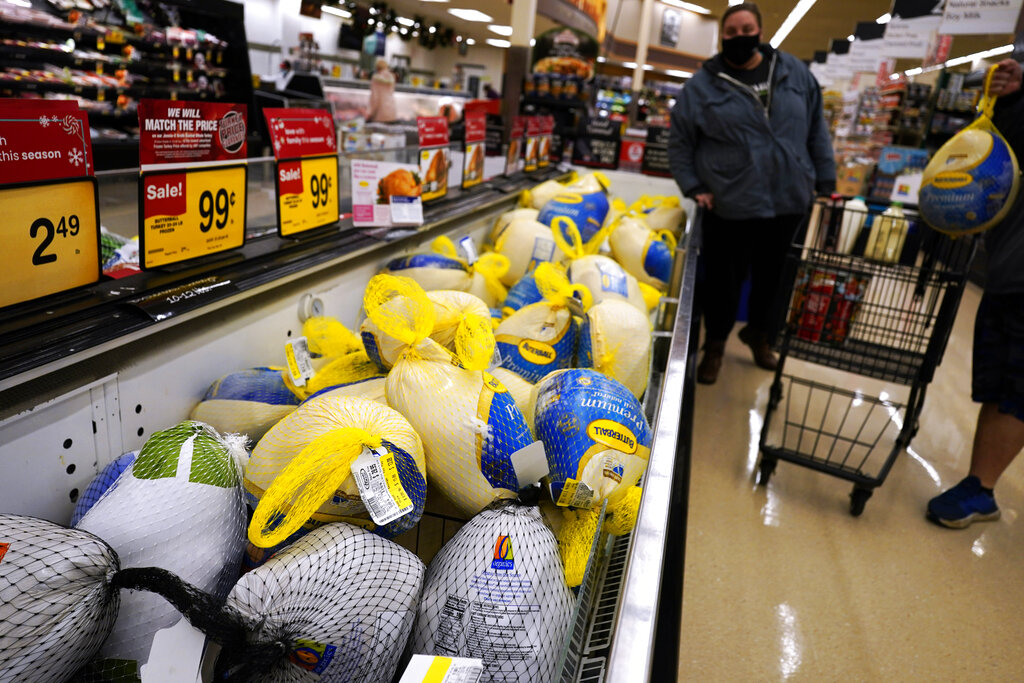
xmin=411 ymin=502 xmax=574 ymax=683
xmin=608 ymin=214 xmax=676 ymax=290
xmin=190 ymin=366 xmax=301 ymax=443
xmin=578 ymin=299 xmax=652 ymax=398
xmin=533 ymin=369 xmax=652 ymax=510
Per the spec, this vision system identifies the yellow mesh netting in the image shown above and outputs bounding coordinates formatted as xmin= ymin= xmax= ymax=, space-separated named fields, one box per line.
xmin=603 ymin=485 xmax=642 ymax=536
xmin=557 ymin=507 xmax=600 ymax=588
xmin=638 ymin=281 xmax=662 ymax=311
xmin=364 ymin=274 xmax=435 ymax=347
xmin=427 ymin=290 xmax=491 ymax=351
xmin=454 ymin=313 xmax=496 ymax=371
xmin=431 ymin=235 xmax=460 ymax=259
xmin=304 ymin=351 xmax=381 ymax=396
xmin=248 ymin=427 xmax=382 ymax=547
xmin=534 ymin=261 xmax=593 ymax=311
xmin=473 ymin=252 xmax=510 ymax=303
xmin=302 ymin=316 xmax=363 ymax=358
xmin=550 ymin=215 xmax=608 ymax=260
xmin=655 ymin=229 xmax=678 ymax=251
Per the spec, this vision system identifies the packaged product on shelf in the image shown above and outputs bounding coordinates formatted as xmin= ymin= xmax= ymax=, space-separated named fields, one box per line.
xmin=245 ymin=396 xmax=427 ymax=555
xmin=190 ymin=367 xmax=301 ymax=443
xmin=280 ymin=316 xmax=383 ymax=402
xmin=608 ymin=214 xmax=676 ymax=290
xmin=493 ymin=218 xmax=560 ymax=286
xmin=411 ymin=501 xmax=574 ymax=683
xmin=70 ymin=451 xmax=138 ymax=526
xmin=494 ymin=263 xmax=587 ymax=384
xmin=222 ymin=522 xmax=425 ymax=683
xmin=365 ymin=275 xmax=534 ymax=517
xmin=491 ymin=207 xmax=540 ymax=245
xmin=579 ymin=299 xmax=652 ymax=398
xmin=74 ymin=421 xmax=248 ymax=679
xmin=502 ymin=267 xmax=547 ymax=316
xmin=431 ymin=236 xmax=511 ymax=308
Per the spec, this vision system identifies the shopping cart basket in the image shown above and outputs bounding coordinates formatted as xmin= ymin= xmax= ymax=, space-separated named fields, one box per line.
xmin=756 ymin=197 xmax=977 ymax=515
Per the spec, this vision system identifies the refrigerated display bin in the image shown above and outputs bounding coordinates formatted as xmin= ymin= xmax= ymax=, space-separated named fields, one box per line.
xmin=0 ymin=162 xmax=698 ymax=683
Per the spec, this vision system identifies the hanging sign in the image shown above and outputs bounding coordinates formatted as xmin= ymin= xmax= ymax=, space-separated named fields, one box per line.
xmin=642 ymin=125 xmax=672 ymax=177
xmin=462 ymin=111 xmax=486 ymax=189
xmin=941 ymin=0 xmax=1024 ymax=34
xmin=524 ymin=116 xmax=542 ymax=172
xmin=881 ymin=16 xmax=942 ymax=58
xmin=572 ymin=115 xmax=621 ymax=169
xmin=507 ymin=116 xmax=526 ymax=176
xmin=0 ymin=102 xmax=99 ymax=308
xmin=264 ymin=108 xmax=339 ymax=237
xmin=417 ymin=116 xmax=450 ymax=202
xmin=138 ymin=99 xmax=248 ymax=269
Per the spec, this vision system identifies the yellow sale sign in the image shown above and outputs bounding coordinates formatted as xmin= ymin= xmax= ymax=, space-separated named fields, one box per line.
xmin=140 ymin=164 xmax=247 ymax=269
xmin=276 ymin=154 xmax=339 ymax=236
xmin=1 ymin=178 xmax=100 ymax=308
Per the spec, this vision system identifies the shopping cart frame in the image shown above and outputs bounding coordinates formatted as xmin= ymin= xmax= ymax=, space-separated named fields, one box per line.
xmin=756 ymin=197 xmax=977 ymax=515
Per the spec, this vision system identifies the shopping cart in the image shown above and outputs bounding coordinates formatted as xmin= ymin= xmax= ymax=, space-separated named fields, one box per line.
xmin=756 ymin=196 xmax=977 ymax=515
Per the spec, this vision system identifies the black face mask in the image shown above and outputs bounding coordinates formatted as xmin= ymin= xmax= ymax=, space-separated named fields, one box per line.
xmin=722 ymin=33 xmax=760 ymax=65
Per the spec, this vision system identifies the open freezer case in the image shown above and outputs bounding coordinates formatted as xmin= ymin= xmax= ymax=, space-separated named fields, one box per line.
xmin=0 ymin=159 xmax=698 ymax=683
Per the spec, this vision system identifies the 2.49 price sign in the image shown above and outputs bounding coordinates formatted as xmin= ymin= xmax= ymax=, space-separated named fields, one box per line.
xmin=1 ymin=177 xmax=100 ymax=308
xmin=139 ymin=164 xmax=247 ymax=269
xmin=276 ymin=154 xmax=339 ymax=237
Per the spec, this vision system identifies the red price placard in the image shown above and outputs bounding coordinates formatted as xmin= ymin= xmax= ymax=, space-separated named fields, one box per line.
xmin=263 ymin=107 xmax=337 ymax=159
xmin=138 ymin=99 xmax=248 ymax=166
xmin=463 ymin=112 xmax=487 ymax=189
xmin=0 ymin=106 xmax=93 ymax=185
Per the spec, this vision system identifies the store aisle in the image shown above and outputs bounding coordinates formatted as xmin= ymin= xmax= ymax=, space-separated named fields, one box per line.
xmin=678 ymin=282 xmax=1024 ymax=681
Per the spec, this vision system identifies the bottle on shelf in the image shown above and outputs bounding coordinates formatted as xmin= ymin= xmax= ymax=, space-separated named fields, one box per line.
xmin=838 ymin=196 xmax=868 ymax=255
xmin=865 ymin=202 xmax=908 ymax=262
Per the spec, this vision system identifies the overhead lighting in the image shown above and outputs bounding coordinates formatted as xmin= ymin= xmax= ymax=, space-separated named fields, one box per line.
xmin=428 ymin=25 xmax=437 ymax=33
xmin=320 ymin=4 xmax=352 ymax=18
xmin=447 ymin=8 xmax=493 ymax=22
xmin=944 ymin=43 xmax=1013 ymax=67
xmin=728 ymin=0 xmax=743 ymax=5
xmin=530 ymin=38 xmax=536 ymax=46
xmin=876 ymin=13 xmax=891 ymax=24
xmin=488 ymin=24 xmax=513 ymax=36
xmin=770 ymin=0 xmax=817 ymax=49
xmin=666 ymin=69 xmax=694 ymax=78
xmin=6 ymin=0 xmax=33 ymax=6
xmin=660 ymin=0 xmax=711 ymax=14
xmin=466 ymin=37 xmax=476 ymax=45
xmin=623 ymin=61 xmax=638 ymax=68
xmin=597 ymin=56 xmax=607 ymax=62
xmin=905 ymin=67 xmax=923 ymax=76
xmin=486 ymin=38 xmax=511 ymax=48
xmin=397 ymin=17 xmax=415 ymax=26
xmin=847 ymin=34 xmax=855 ymax=41
xmin=420 ymin=0 xmax=449 ymax=3
xmin=643 ymin=64 xmax=654 ymax=70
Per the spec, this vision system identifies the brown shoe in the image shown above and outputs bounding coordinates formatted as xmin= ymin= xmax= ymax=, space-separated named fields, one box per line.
xmin=697 ymin=340 xmax=726 ymax=384
xmin=738 ymin=326 xmax=778 ymax=371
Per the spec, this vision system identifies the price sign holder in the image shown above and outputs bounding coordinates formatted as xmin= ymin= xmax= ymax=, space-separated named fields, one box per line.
xmin=0 ymin=176 xmax=101 ymax=309
xmin=138 ymin=164 xmax=248 ymax=270
xmin=274 ymin=153 xmax=340 ymax=238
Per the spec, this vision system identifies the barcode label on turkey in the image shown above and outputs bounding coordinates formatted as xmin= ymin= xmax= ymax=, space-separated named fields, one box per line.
xmin=285 ymin=337 xmax=314 ymax=387
xmin=353 ymin=447 xmax=413 ymax=526
xmin=458 ymin=236 xmax=478 ymax=265
xmin=556 ymin=478 xmax=595 ymax=508
xmin=398 ymin=654 xmax=484 ymax=683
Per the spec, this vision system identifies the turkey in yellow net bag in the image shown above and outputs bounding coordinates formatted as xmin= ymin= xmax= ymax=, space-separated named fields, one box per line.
xmin=609 ymin=213 xmax=677 ymax=290
xmin=579 ymin=298 xmax=652 ymax=399
xmin=365 ymin=274 xmax=535 ymax=517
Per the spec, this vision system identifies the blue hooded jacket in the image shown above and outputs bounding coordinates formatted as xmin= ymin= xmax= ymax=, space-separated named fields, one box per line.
xmin=668 ymin=45 xmax=836 ymax=220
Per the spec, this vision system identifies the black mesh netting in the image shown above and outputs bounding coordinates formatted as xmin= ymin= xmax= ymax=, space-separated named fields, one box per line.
xmin=411 ymin=500 xmax=574 ymax=683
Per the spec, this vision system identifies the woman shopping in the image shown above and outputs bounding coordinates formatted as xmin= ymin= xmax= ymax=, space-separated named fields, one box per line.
xmin=668 ymin=2 xmax=836 ymax=384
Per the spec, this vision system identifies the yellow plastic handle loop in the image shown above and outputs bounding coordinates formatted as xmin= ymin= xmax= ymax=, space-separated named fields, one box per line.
xmin=603 ymin=485 xmax=642 ymax=536
xmin=302 ymin=316 xmax=363 ymax=358
xmin=473 ymin=252 xmax=511 ymax=302
xmin=655 ymin=229 xmax=678 ymax=251
xmin=430 ymin=235 xmax=463 ymax=261
xmin=519 ymin=188 xmax=533 ymax=207
xmin=551 ymin=215 xmax=587 ymax=260
xmin=592 ymin=171 xmax=611 ymax=192
xmin=558 ymin=507 xmax=601 ymax=588
xmin=535 ymin=261 xmax=594 ymax=310
xmin=978 ymin=63 xmax=999 ymax=119
xmin=248 ymin=427 xmax=382 ymax=548
xmin=364 ymin=274 xmax=436 ymax=347
xmin=454 ymin=312 xmax=496 ymax=371
xmin=639 ymin=281 xmax=663 ymax=310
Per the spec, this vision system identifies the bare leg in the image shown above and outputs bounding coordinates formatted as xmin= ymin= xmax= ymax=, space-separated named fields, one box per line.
xmin=969 ymin=402 xmax=1024 ymax=489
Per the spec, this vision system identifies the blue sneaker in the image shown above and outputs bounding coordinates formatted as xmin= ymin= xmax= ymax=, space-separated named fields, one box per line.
xmin=927 ymin=476 xmax=1000 ymax=529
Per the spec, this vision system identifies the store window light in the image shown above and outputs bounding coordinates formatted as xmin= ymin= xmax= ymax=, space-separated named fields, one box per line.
xmin=486 ymin=38 xmax=511 ymax=48
xmin=660 ymin=0 xmax=711 ymax=14
xmin=488 ymin=25 xmax=513 ymax=36
xmin=320 ymin=4 xmax=352 ymax=18
xmin=728 ymin=0 xmax=743 ymax=5
xmin=876 ymin=13 xmax=891 ymax=24
xmin=448 ymin=8 xmax=493 ymax=22
xmin=770 ymin=0 xmax=817 ymax=49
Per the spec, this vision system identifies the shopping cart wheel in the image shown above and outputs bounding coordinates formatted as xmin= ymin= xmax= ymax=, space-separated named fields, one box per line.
xmin=756 ymin=456 xmax=776 ymax=486
xmin=849 ymin=487 xmax=873 ymax=516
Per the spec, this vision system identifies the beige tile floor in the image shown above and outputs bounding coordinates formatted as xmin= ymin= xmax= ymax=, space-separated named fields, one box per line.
xmin=678 ymin=282 xmax=1024 ymax=681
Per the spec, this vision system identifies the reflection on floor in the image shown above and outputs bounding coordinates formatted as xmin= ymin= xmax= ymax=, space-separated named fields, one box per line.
xmin=678 ymin=283 xmax=1024 ymax=680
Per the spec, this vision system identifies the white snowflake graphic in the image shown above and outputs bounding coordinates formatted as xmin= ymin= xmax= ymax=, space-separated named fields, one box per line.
xmin=39 ymin=115 xmax=50 ymax=127
xmin=68 ymin=148 xmax=84 ymax=167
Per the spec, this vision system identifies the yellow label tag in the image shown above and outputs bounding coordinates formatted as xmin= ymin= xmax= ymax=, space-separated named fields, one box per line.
xmin=173 ymin=68 xmax=180 ymax=82
xmin=186 ymin=69 xmax=193 ymax=83
xmin=97 ymin=88 xmax=106 ymax=102
xmin=556 ymin=477 xmax=595 ymax=508
xmin=380 ymin=451 xmax=412 ymax=510
xmin=277 ymin=155 xmax=340 ymax=236
xmin=0 ymin=179 xmax=100 ymax=308
xmin=284 ymin=343 xmax=302 ymax=385
xmin=423 ymin=657 xmax=454 ymax=683
xmin=557 ymin=478 xmax=581 ymax=507
xmin=96 ymin=36 xmax=105 ymax=50
xmin=139 ymin=165 xmax=247 ymax=269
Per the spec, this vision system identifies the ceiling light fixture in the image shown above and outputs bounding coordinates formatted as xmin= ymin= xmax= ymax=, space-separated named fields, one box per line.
xmin=876 ymin=13 xmax=891 ymax=24
xmin=488 ymin=24 xmax=513 ymax=36
xmin=666 ymin=69 xmax=694 ymax=78
xmin=320 ymin=4 xmax=352 ymax=18
xmin=659 ymin=0 xmax=711 ymax=14
xmin=770 ymin=0 xmax=817 ymax=49
xmin=943 ymin=43 xmax=1013 ymax=67
xmin=466 ymin=37 xmax=476 ymax=45
xmin=623 ymin=61 xmax=638 ymax=68
xmin=447 ymin=8 xmax=494 ymax=22
xmin=396 ymin=16 xmax=415 ymax=26
xmin=847 ymin=34 xmax=855 ymax=41
xmin=486 ymin=38 xmax=511 ymax=48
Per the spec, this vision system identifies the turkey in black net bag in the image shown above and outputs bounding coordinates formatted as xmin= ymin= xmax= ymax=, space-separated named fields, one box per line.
xmin=218 ymin=521 xmax=425 ymax=683
xmin=411 ymin=500 xmax=575 ymax=683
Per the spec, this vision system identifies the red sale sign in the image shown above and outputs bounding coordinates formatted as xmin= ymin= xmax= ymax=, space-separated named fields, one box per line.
xmin=142 ymin=172 xmax=187 ymax=219
xmin=417 ymin=116 xmax=450 ymax=148
xmin=277 ymin=160 xmax=304 ymax=195
xmin=0 ymin=102 xmax=94 ymax=184
xmin=138 ymin=99 xmax=248 ymax=166
xmin=263 ymin=107 xmax=337 ymax=159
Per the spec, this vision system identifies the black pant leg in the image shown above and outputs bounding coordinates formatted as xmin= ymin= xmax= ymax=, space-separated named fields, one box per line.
xmin=747 ymin=213 xmax=805 ymax=340
xmin=698 ymin=212 xmax=753 ymax=343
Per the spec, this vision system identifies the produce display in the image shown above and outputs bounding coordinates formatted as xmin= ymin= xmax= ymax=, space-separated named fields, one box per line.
xmin=0 ymin=171 xmax=686 ymax=681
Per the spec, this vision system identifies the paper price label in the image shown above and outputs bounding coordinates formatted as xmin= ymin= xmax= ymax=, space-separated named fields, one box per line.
xmin=352 ymin=447 xmax=413 ymax=526
xmin=458 ymin=236 xmax=478 ymax=265
xmin=285 ymin=336 xmax=314 ymax=386
xmin=1 ymin=177 xmax=100 ymax=309
xmin=140 ymin=164 xmax=247 ymax=269
xmin=277 ymin=154 xmax=339 ymax=237
xmin=555 ymin=478 xmax=594 ymax=508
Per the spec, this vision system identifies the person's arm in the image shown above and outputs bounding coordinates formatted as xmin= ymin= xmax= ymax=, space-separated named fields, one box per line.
xmin=805 ymin=71 xmax=836 ymax=195
xmin=367 ymin=81 xmax=379 ymax=122
xmin=668 ymin=93 xmax=713 ymax=210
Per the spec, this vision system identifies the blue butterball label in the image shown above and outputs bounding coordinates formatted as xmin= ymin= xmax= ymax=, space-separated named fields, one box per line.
xmin=206 ymin=367 xmax=301 ymax=406
xmin=386 ymin=253 xmax=468 ymax=273
xmin=595 ymin=259 xmax=629 ymax=296
xmin=526 ymin=236 xmax=557 ymax=273
xmin=642 ymin=235 xmax=674 ymax=284
xmin=495 ymin=314 xmax=577 ymax=383
xmin=539 ymin=191 xmax=610 ymax=245
xmin=503 ymin=272 xmax=544 ymax=313
xmin=361 ymin=330 xmax=387 ymax=372
xmin=477 ymin=372 xmax=533 ymax=490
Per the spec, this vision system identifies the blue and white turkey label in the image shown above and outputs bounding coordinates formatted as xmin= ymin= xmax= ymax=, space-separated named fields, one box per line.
xmin=203 ymin=367 xmax=300 ymax=406
xmin=595 ymin=258 xmax=629 ymax=296
xmin=361 ymin=329 xmax=388 ymax=372
xmin=526 ymin=236 xmax=557 ymax=273
xmin=503 ymin=272 xmax=545 ymax=314
xmin=539 ymin=191 xmax=610 ymax=245
xmin=642 ymin=234 xmax=674 ymax=284
xmin=476 ymin=372 xmax=534 ymax=491
xmin=495 ymin=312 xmax=578 ymax=383
xmin=385 ymin=253 xmax=468 ymax=273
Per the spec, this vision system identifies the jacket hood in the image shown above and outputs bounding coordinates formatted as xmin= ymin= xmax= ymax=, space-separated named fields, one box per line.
xmin=702 ymin=43 xmax=777 ymax=76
